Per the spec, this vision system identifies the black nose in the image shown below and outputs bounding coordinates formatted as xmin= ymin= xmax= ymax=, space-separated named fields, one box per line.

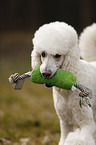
xmin=42 ymin=71 xmax=51 ymax=78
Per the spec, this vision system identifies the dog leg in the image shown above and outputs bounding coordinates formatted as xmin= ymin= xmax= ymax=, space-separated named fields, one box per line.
xmin=59 ymin=120 xmax=72 ymax=145
xmin=64 ymin=109 xmax=95 ymax=145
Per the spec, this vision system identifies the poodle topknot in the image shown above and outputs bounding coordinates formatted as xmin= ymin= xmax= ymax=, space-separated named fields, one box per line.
xmin=32 ymin=21 xmax=78 ymax=55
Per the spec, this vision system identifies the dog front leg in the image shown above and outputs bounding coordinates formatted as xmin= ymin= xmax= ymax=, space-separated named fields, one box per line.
xmin=64 ymin=106 xmax=96 ymax=145
xmin=64 ymin=121 xmax=95 ymax=145
xmin=59 ymin=120 xmax=72 ymax=145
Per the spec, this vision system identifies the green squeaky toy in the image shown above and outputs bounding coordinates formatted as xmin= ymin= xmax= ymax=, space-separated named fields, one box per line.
xmin=9 ymin=65 xmax=92 ymax=107
xmin=31 ymin=66 xmax=76 ymax=90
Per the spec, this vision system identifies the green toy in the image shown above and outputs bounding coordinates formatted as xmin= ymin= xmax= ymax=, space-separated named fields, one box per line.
xmin=31 ymin=66 xmax=76 ymax=90
xmin=9 ymin=66 xmax=92 ymax=107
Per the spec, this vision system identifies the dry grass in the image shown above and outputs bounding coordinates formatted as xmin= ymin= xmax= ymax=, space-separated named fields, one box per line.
xmin=0 ymin=31 xmax=60 ymax=144
xmin=0 ymin=59 xmax=60 ymax=145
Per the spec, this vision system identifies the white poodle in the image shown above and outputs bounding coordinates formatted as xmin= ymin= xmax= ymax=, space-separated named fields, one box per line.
xmin=31 ymin=22 xmax=96 ymax=145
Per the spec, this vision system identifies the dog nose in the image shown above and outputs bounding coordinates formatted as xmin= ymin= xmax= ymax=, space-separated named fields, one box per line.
xmin=42 ymin=71 xmax=51 ymax=78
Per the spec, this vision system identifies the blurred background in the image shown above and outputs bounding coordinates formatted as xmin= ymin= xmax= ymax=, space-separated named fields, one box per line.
xmin=0 ymin=0 xmax=96 ymax=144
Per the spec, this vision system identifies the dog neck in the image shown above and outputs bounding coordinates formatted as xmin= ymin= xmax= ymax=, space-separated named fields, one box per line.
xmin=62 ymin=45 xmax=80 ymax=76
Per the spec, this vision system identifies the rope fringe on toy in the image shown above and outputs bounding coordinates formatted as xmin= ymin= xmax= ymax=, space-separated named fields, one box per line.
xmin=74 ymin=82 xmax=92 ymax=108
xmin=9 ymin=71 xmax=31 ymax=90
xmin=9 ymin=72 xmax=92 ymax=108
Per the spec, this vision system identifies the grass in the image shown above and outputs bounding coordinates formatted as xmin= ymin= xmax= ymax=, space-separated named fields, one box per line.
xmin=0 ymin=58 xmax=60 ymax=145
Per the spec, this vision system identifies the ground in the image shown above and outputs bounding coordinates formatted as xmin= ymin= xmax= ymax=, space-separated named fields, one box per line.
xmin=0 ymin=32 xmax=60 ymax=145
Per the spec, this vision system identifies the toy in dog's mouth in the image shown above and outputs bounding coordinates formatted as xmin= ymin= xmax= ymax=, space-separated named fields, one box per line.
xmin=9 ymin=66 xmax=92 ymax=108
xmin=45 ymin=84 xmax=52 ymax=88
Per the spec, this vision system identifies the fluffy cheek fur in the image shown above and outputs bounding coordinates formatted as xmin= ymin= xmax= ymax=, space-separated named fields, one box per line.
xmin=31 ymin=50 xmax=41 ymax=69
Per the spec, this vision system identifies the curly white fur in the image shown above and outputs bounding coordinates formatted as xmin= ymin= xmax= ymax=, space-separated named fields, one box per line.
xmin=79 ymin=23 xmax=96 ymax=62
xmin=31 ymin=22 xmax=96 ymax=145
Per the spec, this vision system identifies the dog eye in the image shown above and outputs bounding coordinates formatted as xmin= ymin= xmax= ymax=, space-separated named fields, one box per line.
xmin=54 ymin=54 xmax=61 ymax=58
xmin=41 ymin=52 xmax=46 ymax=57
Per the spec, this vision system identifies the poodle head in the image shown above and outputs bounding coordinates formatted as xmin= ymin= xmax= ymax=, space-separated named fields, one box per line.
xmin=31 ymin=22 xmax=79 ymax=75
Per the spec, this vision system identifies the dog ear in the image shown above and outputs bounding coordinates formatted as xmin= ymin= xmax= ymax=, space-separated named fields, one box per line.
xmin=31 ymin=50 xmax=41 ymax=69
xmin=61 ymin=45 xmax=80 ymax=74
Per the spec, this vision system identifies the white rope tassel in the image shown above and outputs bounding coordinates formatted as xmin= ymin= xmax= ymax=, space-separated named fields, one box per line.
xmin=9 ymin=71 xmax=31 ymax=90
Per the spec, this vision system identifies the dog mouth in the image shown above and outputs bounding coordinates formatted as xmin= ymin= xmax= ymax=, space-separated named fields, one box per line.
xmin=45 ymin=84 xmax=53 ymax=88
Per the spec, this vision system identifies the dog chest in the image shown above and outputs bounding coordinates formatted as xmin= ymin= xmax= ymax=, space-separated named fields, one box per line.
xmin=53 ymin=87 xmax=75 ymax=124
